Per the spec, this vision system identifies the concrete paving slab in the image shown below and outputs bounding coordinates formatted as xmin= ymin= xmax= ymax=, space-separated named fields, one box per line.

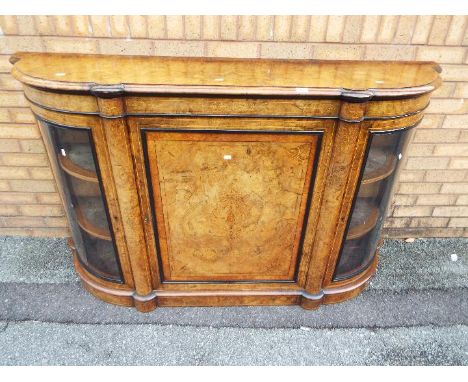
xmin=0 ymin=321 xmax=466 ymax=365
xmin=0 ymin=282 xmax=466 ymax=328
xmin=0 ymin=236 xmax=77 ymax=283
xmin=0 ymin=236 xmax=466 ymax=365
xmin=373 ymin=238 xmax=468 ymax=290
xmin=0 ymin=237 xmax=466 ymax=290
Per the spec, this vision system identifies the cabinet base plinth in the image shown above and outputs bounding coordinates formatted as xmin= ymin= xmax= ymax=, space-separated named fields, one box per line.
xmin=73 ymin=244 xmax=376 ymax=312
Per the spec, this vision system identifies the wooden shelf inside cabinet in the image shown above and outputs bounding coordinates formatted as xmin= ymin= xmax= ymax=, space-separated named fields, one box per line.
xmin=347 ymin=199 xmax=380 ymax=240
xmin=59 ymin=155 xmax=98 ymax=183
xmin=75 ymin=198 xmax=111 ymax=241
xmin=362 ymin=147 xmax=397 ymax=185
xmin=57 ymin=144 xmax=98 ymax=183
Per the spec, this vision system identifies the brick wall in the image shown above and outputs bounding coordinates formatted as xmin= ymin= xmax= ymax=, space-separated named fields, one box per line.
xmin=0 ymin=15 xmax=467 ymax=238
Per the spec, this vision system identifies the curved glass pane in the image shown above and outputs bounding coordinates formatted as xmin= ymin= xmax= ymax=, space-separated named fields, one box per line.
xmin=334 ymin=129 xmax=411 ymax=280
xmin=43 ymin=122 xmax=122 ymax=282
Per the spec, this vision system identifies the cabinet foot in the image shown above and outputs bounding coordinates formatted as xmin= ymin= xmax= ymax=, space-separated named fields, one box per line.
xmin=133 ymin=292 xmax=158 ymax=312
xmin=299 ymin=295 xmax=322 ymax=310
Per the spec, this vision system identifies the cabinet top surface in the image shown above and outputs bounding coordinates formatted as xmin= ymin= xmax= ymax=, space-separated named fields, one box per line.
xmin=11 ymin=52 xmax=441 ymax=98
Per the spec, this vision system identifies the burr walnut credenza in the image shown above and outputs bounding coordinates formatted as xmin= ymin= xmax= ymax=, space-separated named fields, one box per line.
xmin=10 ymin=53 xmax=441 ymax=312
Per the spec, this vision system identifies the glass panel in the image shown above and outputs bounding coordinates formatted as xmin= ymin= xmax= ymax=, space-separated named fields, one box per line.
xmin=44 ymin=122 xmax=122 ymax=282
xmin=334 ymin=129 xmax=411 ymax=280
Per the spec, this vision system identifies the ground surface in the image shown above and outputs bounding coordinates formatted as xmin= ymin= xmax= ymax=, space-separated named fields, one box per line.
xmin=0 ymin=237 xmax=466 ymax=365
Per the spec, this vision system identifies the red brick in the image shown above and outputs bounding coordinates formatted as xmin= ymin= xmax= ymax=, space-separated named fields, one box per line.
xmin=0 ymin=153 xmax=49 ymax=167
xmin=443 ymin=115 xmax=468 ymax=129
xmin=72 ymin=16 xmax=92 ymax=37
xmin=260 ymin=43 xmax=312 ymax=59
xmin=456 ymin=195 xmax=468 ymax=205
xmin=6 ymin=109 xmax=36 ymax=124
xmin=393 ymin=206 xmax=434 ymax=217
xmin=393 ymin=16 xmax=417 ymax=44
xmin=185 ymin=16 xmax=202 ymax=40
xmin=147 ymin=16 xmax=166 ymax=39
xmin=419 ymin=115 xmax=444 ymax=129
xmin=377 ymin=16 xmax=398 ymax=43
xmin=19 ymin=139 xmax=45 ymax=153
xmin=413 ymin=129 xmax=460 ymax=143
xmin=416 ymin=195 xmax=457 ymax=206
xmin=314 ymin=45 xmax=364 ymax=60
xmin=446 ymin=16 xmax=467 ymax=45
xmin=406 ymin=157 xmax=449 ymax=170
xmin=308 ymin=16 xmax=327 ymax=42
xmin=110 ymin=16 xmax=129 ymax=38
xmin=448 ymin=218 xmax=468 ymax=228
xmin=128 ymin=16 xmax=148 ymax=38
xmin=51 ymin=16 xmax=72 ymax=36
xmin=325 ymin=16 xmax=345 ymax=42
xmin=410 ymin=217 xmax=449 ymax=228
xmin=0 ymin=92 xmax=28 ymax=107
xmin=0 ymin=192 xmax=36 ymax=204
xmin=0 ymin=139 xmax=21 ymax=153
xmin=440 ymin=183 xmax=468 ymax=194
xmin=0 ymin=205 xmax=19 ymax=216
xmin=9 ymin=180 xmax=56 ymax=193
xmin=425 ymin=170 xmax=466 ymax=182
xmin=99 ymin=39 xmax=153 ymax=56
xmin=90 ymin=16 xmax=111 ymax=37
xmin=43 ymin=37 xmax=99 ymax=54
xmin=273 ymin=16 xmax=292 ymax=42
xmin=426 ymin=98 xmax=468 ymax=115
xmin=36 ymin=193 xmax=62 ymax=204
xmin=341 ymin=16 xmax=363 ymax=43
xmin=365 ymin=45 xmax=415 ymax=61
xmin=433 ymin=206 xmax=468 ymax=217
xmin=154 ymin=41 xmax=204 ymax=57
xmin=392 ymin=194 xmax=417 ymax=206
xmin=0 ymin=124 xmax=40 ymax=139
xmin=19 ymin=204 xmax=64 ymax=217
xmin=433 ymin=144 xmax=468 ymax=156
xmin=28 ymin=167 xmax=53 ymax=180
xmin=202 ymin=16 xmax=220 ymax=40
xmin=0 ymin=166 xmax=29 ymax=179
xmin=0 ymin=36 xmax=43 ymax=54
xmin=383 ymin=217 xmax=411 ymax=228
xmin=428 ymin=16 xmax=451 ymax=45
xmin=0 ymin=216 xmax=47 ymax=228
xmin=399 ymin=170 xmax=425 ymax=182
xmin=449 ymin=158 xmax=468 ymax=169
xmin=220 ymin=16 xmax=238 ymax=41
xmin=43 ymin=216 xmax=68 ymax=227
xmin=0 ymin=180 xmax=10 ymax=191
xmin=0 ymin=227 xmax=69 ymax=237
xmin=416 ymin=46 xmax=466 ymax=64
xmin=398 ymin=183 xmax=442 ymax=194
xmin=432 ymin=83 xmax=456 ymax=98
xmin=440 ymin=65 xmax=468 ymax=82
xmin=0 ymin=73 xmax=23 ymax=90
xmin=406 ymin=144 xmax=434 ymax=156
xmin=206 ymin=42 xmax=259 ymax=58
xmin=360 ymin=16 xmax=380 ymax=43
xmin=0 ymin=16 xmax=19 ymax=34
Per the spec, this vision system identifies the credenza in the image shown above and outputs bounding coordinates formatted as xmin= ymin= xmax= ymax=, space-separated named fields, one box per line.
xmin=10 ymin=53 xmax=441 ymax=311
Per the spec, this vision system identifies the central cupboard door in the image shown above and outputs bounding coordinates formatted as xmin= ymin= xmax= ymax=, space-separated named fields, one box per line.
xmin=145 ymin=129 xmax=320 ymax=282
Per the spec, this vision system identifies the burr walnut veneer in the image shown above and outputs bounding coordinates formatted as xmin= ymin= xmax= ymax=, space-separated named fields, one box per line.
xmin=10 ymin=53 xmax=441 ymax=312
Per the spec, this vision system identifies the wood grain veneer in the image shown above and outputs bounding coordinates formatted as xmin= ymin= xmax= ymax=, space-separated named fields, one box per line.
xmin=10 ymin=53 xmax=441 ymax=312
